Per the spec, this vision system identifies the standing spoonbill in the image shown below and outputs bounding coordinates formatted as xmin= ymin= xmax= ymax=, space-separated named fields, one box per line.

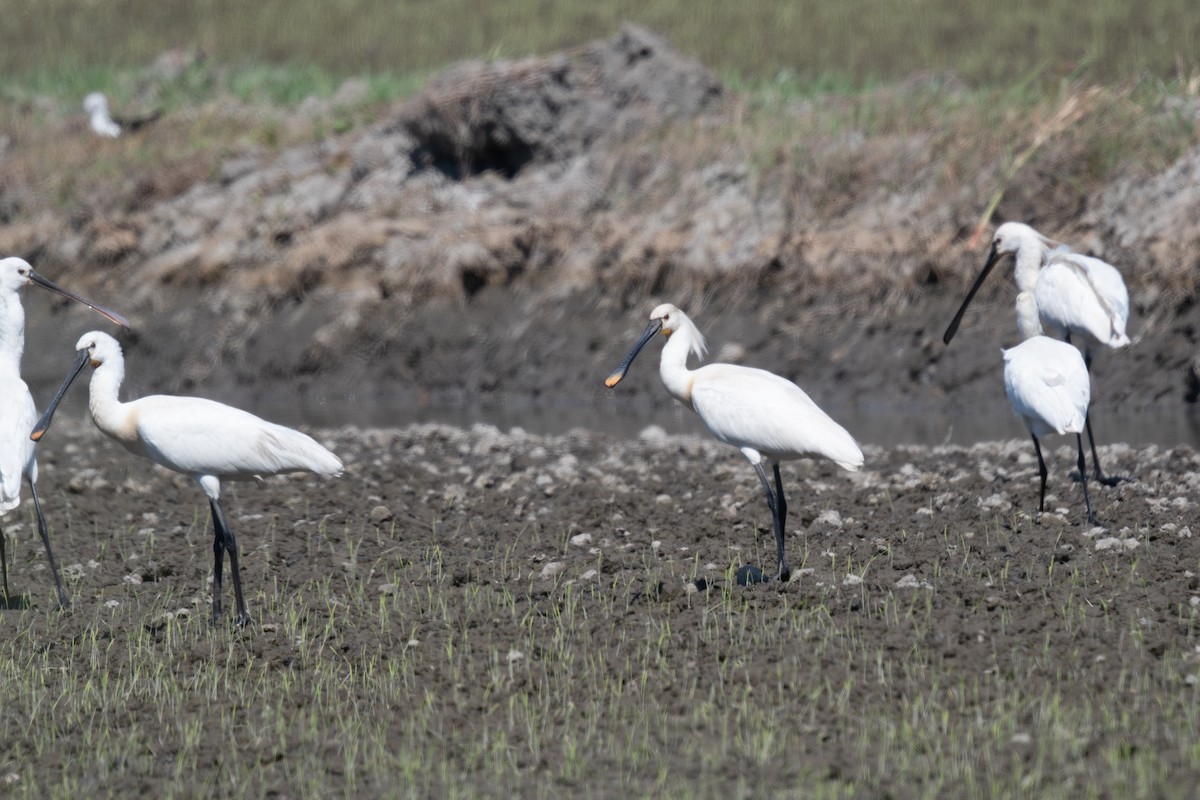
xmin=943 ymin=222 xmax=1129 ymax=484
xmin=1002 ymin=292 xmax=1094 ymax=524
xmin=0 ymin=256 xmax=129 ymax=607
xmin=32 ymin=331 xmax=343 ymax=626
xmin=605 ymin=304 xmax=863 ymax=585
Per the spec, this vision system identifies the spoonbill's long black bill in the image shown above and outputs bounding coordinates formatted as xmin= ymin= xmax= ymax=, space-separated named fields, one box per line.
xmin=605 ymin=319 xmax=663 ymax=388
xmin=30 ymin=348 xmax=90 ymax=442
xmin=943 ymin=241 xmax=1003 ymax=345
xmin=29 ymin=270 xmax=130 ymax=329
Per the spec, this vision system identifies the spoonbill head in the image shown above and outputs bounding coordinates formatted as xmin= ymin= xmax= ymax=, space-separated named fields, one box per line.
xmin=606 ymin=304 xmax=862 ymax=585
xmin=605 ymin=303 xmax=705 ymax=388
xmin=0 ymin=257 xmax=130 ymax=330
xmin=33 ymin=331 xmax=343 ymax=626
xmin=1 ymin=257 xmax=128 ymax=608
xmin=943 ymin=222 xmax=1055 ymax=345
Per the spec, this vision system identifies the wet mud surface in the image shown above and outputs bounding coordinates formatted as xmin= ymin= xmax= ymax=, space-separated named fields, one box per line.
xmin=3 ymin=421 xmax=1200 ymax=795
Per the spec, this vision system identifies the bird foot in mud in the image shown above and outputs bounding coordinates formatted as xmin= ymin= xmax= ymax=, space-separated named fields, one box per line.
xmin=736 ymin=565 xmax=765 ymax=585
xmin=735 ymin=564 xmax=792 ymax=586
xmin=1095 ymin=473 xmax=1126 ymax=487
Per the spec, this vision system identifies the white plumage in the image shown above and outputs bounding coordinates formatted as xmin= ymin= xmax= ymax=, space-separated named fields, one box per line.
xmin=606 ymin=303 xmax=862 ymax=584
xmin=33 ymin=331 xmax=343 ymax=625
xmin=690 ymin=365 xmax=864 ymax=471
xmin=1037 ymin=250 xmax=1131 ymax=349
xmin=998 ymin=292 xmax=1095 ymax=523
xmin=83 ymin=92 xmax=121 ymax=138
xmin=1003 ymin=337 xmax=1089 ymax=439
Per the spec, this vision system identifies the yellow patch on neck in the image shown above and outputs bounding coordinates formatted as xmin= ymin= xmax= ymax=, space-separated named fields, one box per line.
xmin=662 ymin=327 xmax=672 ymax=337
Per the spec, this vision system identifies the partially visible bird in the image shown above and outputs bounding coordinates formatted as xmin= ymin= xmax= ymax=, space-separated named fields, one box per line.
xmin=944 ymin=221 xmax=1130 ymax=484
xmin=0 ymin=257 xmax=129 ymax=606
xmin=605 ymin=303 xmax=863 ymax=585
xmin=83 ymin=92 xmax=162 ymax=139
xmin=83 ymin=93 xmax=121 ymax=138
xmin=32 ymin=332 xmax=343 ymax=626
xmin=1003 ymin=292 xmax=1094 ymax=523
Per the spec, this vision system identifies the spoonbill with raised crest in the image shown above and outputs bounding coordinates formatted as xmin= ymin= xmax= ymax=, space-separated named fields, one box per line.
xmin=943 ymin=221 xmax=1129 ymax=484
xmin=0 ymin=256 xmax=129 ymax=607
xmin=605 ymin=303 xmax=863 ymax=585
xmin=32 ymin=331 xmax=343 ymax=626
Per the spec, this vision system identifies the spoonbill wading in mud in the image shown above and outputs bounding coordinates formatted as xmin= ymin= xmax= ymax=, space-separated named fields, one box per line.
xmin=0 ymin=257 xmax=129 ymax=607
xmin=943 ymin=222 xmax=1129 ymax=485
xmin=32 ymin=332 xmax=343 ymax=626
xmin=605 ymin=303 xmax=863 ymax=585
xmin=1003 ymin=292 xmax=1095 ymax=524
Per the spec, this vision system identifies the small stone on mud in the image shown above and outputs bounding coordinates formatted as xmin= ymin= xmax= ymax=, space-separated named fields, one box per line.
xmin=507 ymin=649 xmax=524 ymax=663
xmin=1010 ymin=732 xmax=1032 ymax=746
xmin=1094 ymin=537 xmax=1139 ymax=552
xmin=580 ymin=569 xmax=597 ymax=581
xmin=539 ymin=561 xmax=567 ymax=579
xmin=379 ymin=583 xmax=398 ymax=595
xmin=655 ymin=494 xmax=672 ymax=506
xmin=895 ymin=574 xmax=932 ymax=590
xmin=812 ymin=510 xmax=843 ymax=529
xmin=369 ymin=505 xmax=393 ymax=523
xmin=104 ymin=600 xmax=120 ymax=609
xmin=569 ymin=533 xmax=592 ymax=546
xmin=843 ymin=574 xmax=863 ymax=586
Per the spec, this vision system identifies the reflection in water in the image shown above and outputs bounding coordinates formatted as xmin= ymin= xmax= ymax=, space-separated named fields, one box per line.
xmin=255 ymin=388 xmax=1200 ymax=448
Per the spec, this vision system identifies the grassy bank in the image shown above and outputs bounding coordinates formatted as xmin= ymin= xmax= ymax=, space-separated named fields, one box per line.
xmin=3 ymin=0 xmax=1198 ymax=86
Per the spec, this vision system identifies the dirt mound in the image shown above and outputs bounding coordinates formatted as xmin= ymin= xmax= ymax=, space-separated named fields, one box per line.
xmin=401 ymin=24 xmax=721 ymax=178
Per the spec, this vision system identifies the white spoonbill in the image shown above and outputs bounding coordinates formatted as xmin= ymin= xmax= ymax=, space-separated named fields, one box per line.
xmin=1002 ymin=292 xmax=1094 ymax=524
xmin=83 ymin=92 xmax=121 ymax=138
xmin=605 ymin=303 xmax=863 ymax=585
xmin=0 ymin=256 xmax=129 ymax=607
xmin=32 ymin=331 xmax=343 ymax=626
xmin=943 ymin=221 xmax=1130 ymax=484
xmin=83 ymin=92 xmax=161 ymax=139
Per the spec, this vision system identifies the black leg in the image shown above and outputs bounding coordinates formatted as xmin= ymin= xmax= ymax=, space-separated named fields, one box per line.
xmin=771 ymin=463 xmax=792 ymax=583
xmin=1082 ymin=349 xmax=1123 ymax=486
xmin=0 ymin=521 xmax=10 ymax=601
xmin=1076 ymin=433 xmax=1096 ymax=525
xmin=750 ymin=462 xmax=789 ymax=583
xmin=210 ymin=499 xmax=250 ymax=627
xmin=1032 ymin=435 xmax=1048 ymax=512
xmin=210 ymin=506 xmax=225 ymax=623
xmin=30 ymin=479 xmax=68 ymax=609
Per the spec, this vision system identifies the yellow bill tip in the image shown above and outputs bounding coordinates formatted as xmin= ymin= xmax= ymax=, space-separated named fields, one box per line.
xmin=604 ymin=374 xmax=622 ymax=388
xmin=30 ymin=430 xmax=44 ymax=442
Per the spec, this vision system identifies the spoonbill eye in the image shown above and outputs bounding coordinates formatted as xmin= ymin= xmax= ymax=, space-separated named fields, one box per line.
xmin=663 ymin=313 xmax=670 ymax=320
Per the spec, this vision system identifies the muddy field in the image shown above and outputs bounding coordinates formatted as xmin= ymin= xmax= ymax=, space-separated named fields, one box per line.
xmin=3 ymin=420 xmax=1199 ymax=796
